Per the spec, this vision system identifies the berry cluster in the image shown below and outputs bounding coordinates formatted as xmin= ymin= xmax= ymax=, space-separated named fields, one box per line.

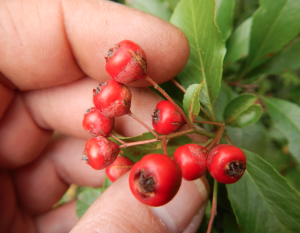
xmin=81 ymin=40 xmax=246 ymax=207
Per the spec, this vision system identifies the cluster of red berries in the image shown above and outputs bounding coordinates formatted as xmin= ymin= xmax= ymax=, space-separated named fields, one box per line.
xmin=82 ymin=40 xmax=246 ymax=207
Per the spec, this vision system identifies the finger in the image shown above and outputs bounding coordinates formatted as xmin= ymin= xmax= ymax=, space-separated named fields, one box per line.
xmin=35 ymin=201 xmax=78 ymax=233
xmin=71 ymin=173 xmax=209 ymax=233
xmin=23 ymin=77 xmax=163 ymax=138
xmin=0 ymin=78 xmax=14 ymax=120
xmin=0 ymin=94 xmax=52 ymax=168
xmin=0 ymin=0 xmax=189 ymax=90
xmin=12 ymin=135 xmax=105 ymax=214
xmin=0 ymin=171 xmax=36 ymax=233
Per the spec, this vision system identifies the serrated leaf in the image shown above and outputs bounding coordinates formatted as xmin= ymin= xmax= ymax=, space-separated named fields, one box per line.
xmin=76 ymin=187 xmax=104 ymax=218
xmin=183 ymin=82 xmax=204 ymax=123
xmin=245 ymin=0 xmax=300 ymax=71
xmin=262 ymin=97 xmax=300 ymax=163
xmin=125 ymin=0 xmax=172 ymax=21
xmin=224 ymin=17 xmax=252 ymax=66
xmin=224 ymin=94 xmax=262 ymax=127
xmin=227 ymin=150 xmax=300 ymax=233
xmin=216 ymin=0 xmax=235 ymax=41
xmin=170 ymin=0 xmax=226 ymax=114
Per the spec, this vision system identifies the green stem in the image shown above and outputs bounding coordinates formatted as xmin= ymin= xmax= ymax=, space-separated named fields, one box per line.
xmin=207 ymin=180 xmax=218 ymax=233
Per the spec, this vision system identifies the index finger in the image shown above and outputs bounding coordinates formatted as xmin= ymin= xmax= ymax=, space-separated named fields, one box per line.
xmin=0 ymin=0 xmax=189 ymax=91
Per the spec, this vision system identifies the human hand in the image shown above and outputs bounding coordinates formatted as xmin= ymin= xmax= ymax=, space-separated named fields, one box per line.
xmin=0 ymin=0 xmax=209 ymax=232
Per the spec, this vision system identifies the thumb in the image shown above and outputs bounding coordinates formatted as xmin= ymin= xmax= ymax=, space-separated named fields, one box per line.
xmin=71 ymin=173 xmax=209 ymax=233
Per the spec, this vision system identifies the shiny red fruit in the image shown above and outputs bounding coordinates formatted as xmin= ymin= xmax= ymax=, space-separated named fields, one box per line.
xmin=93 ymin=79 xmax=132 ymax=117
xmin=152 ymin=100 xmax=184 ymax=134
xmin=129 ymin=154 xmax=182 ymax=207
xmin=82 ymin=107 xmax=114 ymax=136
xmin=207 ymin=144 xmax=246 ymax=184
xmin=106 ymin=156 xmax=134 ymax=182
xmin=83 ymin=136 xmax=120 ymax=170
xmin=174 ymin=144 xmax=207 ymax=181
xmin=105 ymin=40 xmax=147 ymax=84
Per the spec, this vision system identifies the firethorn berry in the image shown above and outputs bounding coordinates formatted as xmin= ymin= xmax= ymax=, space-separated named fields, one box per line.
xmin=129 ymin=154 xmax=182 ymax=207
xmin=105 ymin=156 xmax=134 ymax=182
xmin=152 ymin=100 xmax=184 ymax=134
xmin=83 ymin=136 xmax=120 ymax=170
xmin=93 ymin=79 xmax=132 ymax=117
xmin=207 ymin=144 xmax=246 ymax=184
xmin=174 ymin=144 xmax=207 ymax=181
xmin=82 ymin=107 xmax=115 ymax=137
xmin=105 ymin=40 xmax=147 ymax=84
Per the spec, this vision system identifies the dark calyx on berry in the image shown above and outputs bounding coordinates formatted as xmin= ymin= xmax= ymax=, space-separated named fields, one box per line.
xmin=152 ymin=109 xmax=160 ymax=124
xmin=226 ymin=161 xmax=246 ymax=177
xmin=136 ymin=170 xmax=155 ymax=197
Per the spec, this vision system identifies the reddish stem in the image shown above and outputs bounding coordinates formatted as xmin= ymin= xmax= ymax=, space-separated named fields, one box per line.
xmin=128 ymin=112 xmax=158 ymax=137
xmin=162 ymin=136 xmax=168 ymax=156
xmin=206 ymin=125 xmax=225 ymax=151
xmin=119 ymin=138 xmax=159 ymax=149
xmin=207 ymin=179 xmax=218 ymax=233
xmin=171 ymin=79 xmax=212 ymax=121
xmin=171 ymin=79 xmax=186 ymax=93
xmin=146 ymin=76 xmax=193 ymax=129
xmin=110 ymin=134 xmax=126 ymax=144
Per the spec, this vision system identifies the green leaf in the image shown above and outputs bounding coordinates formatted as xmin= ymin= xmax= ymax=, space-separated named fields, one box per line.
xmin=224 ymin=17 xmax=252 ymax=66
xmin=227 ymin=150 xmax=300 ymax=233
xmin=125 ymin=0 xmax=172 ymax=21
xmin=223 ymin=94 xmax=262 ymax=127
xmin=262 ymin=97 xmax=300 ymax=163
xmin=225 ymin=122 xmax=270 ymax=156
xmin=263 ymin=37 xmax=300 ymax=75
xmin=165 ymin=0 xmax=180 ymax=10
xmin=183 ymin=82 xmax=204 ymax=123
xmin=170 ymin=0 xmax=226 ymax=115
xmin=245 ymin=0 xmax=300 ymax=71
xmin=76 ymin=187 xmax=104 ymax=218
xmin=216 ymin=0 xmax=235 ymax=41
xmin=214 ymin=82 xmax=234 ymax=122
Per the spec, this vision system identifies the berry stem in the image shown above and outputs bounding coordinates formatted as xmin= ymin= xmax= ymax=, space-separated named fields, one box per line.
xmin=206 ymin=124 xmax=225 ymax=151
xmin=146 ymin=76 xmax=193 ymax=129
xmin=207 ymin=179 xmax=218 ymax=233
xmin=110 ymin=134 xmax=127 ymax=144
xmin=171 ymin=79 xmax=212 ymax=121
xmin=162 ymin=136 xmax=168 ymax=156
xmin=119 ymin=138 xmax=160 ymax=149
xmin=171 ymin=78 xmax=187 ymax=93
xmin=201 ymin=138 xmax=213 ymax=148
xmin=128 ymin=112 xmax=158 ymax=137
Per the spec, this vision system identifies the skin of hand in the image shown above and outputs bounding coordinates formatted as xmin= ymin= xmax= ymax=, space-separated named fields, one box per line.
xmin=0 ymin=0 xmax=210 ymax=233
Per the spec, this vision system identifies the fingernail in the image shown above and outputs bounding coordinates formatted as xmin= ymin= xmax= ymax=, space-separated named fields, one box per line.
xmin=151 ymin=178 xmax=209 ymax=233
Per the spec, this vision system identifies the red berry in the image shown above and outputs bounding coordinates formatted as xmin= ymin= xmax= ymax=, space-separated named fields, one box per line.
xmin=83 ymin=136 xmax=120 ymax=170
xmin=129 ymin=154 xmax=182 ymax=207
xmin=207 ymin=144 xmax=246 ymax=184
xmin=174 ymin=144 xmax=207 ymax=181
xmin=93 ymin=79 xmax=132 ymax=117
xmin=152 ymin=100 xmax=184 ymax=134
xmin=82 ymin=107 xmax=115 ymax=136
xmin=105 ymin=40 xmax=147 ymax=84
xmin=105 ymin=156 xmax=134 ymax=182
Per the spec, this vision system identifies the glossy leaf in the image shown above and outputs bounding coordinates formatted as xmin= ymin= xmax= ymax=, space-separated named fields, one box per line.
xmin=183 ymin=82 xmax=204 ymax=123
xmin=224 ymin=17 xmax=252 ymax=66
xmin=245 ymin=0 xmax=300 ymax=71
xmin=216 ymin=0 xmax=235 ymax=41
xmin=262 ymin=97 xmax=300 ymax=163
xmin=224 ymin=94 xmax=262 ymax=127
xmin=227 ymin=150 xmax=300 ymax=233
xmin=214 ymin=82 xmax=234 ymax=122
xmin=125 ymin=0 xmax=172 ymax=21
xmin=264 ymin=37 xmax=300 ymax=75
xmin=170 ymin=0 xmax=226 ymax=114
